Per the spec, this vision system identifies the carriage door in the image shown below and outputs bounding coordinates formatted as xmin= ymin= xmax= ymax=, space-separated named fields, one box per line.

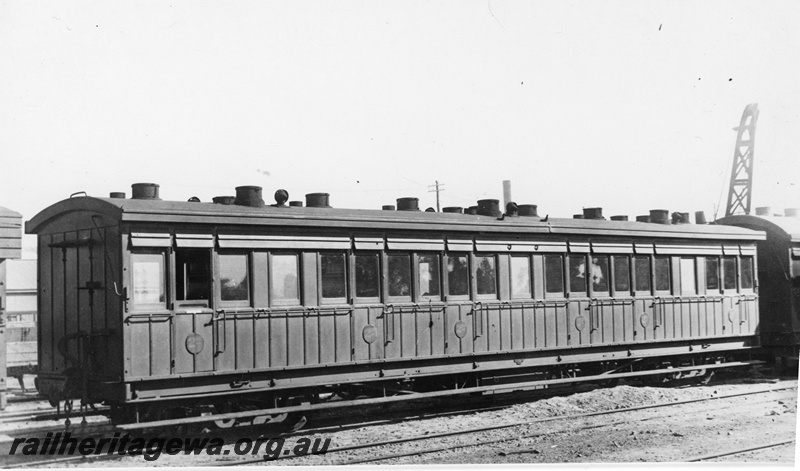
xmin=171 ymin=248 xmax=215 ymax=374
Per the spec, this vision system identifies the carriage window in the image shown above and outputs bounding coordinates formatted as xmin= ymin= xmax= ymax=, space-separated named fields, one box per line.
xmin=511 ymin=256 xmax=532 ymax=298
xmin=569 ymin=255 xmax=587 ymax=294
xmin=355 ymin=254 xmax=380 ymax=299
xmin=176 ymin=249 xmax=211 ymax=302
xmin=131 ymin=252 xmax=166 ymax=309
xmin=634 ymin=256 xmax=651 ymax=292
xmin=447 ymin=255 xmax=470 ymax=296
xmin=680 ymin=257 xmax=696 ymax=295
xmin=706 ymin=257 xmax=720 ymax=291
xmin=271 ymin=254 xmax=299 ymax=304
xmin=792 ymin=257 xmax=800 ymax=288
xmin=321 ymin=253 xmax=347 ymax=300
xmin=545 ymin=254 xmax=564 ymax=294
xmin=590 ymin=256 xmax=609 ymax=293
xmin=476 ymin=255 xmax=497 ymax=296
xmin=418 ymin=254 xmax=441 ymax=298
xmin=613 ymin=256 xmax=630 ymax=292
xmin=722 ymin=256 xmax=737 ymax=291
xmin=740 ymin=256 xmax=754 ymax=290
xmin=219 ymin=254 xmax=249 ymax=302
xmin=388 ymin=254 xmax=411 ymax=298
xmin=654 ymin=256 xmax=671 ymax=292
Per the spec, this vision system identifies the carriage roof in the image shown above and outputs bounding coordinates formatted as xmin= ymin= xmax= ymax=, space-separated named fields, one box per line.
xmin=27 ymin=196 xmax=765 ymax=242
xmin=716 ymin=214 xmax=800 ymax=243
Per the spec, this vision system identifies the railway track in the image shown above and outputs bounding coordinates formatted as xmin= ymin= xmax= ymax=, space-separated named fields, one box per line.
xmin=213 ymin=383 xmax=796 ymax=466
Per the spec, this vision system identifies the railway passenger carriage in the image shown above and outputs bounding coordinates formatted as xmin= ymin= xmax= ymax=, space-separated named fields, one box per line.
xmin=26 ymin=184 xmax=766 ymax=424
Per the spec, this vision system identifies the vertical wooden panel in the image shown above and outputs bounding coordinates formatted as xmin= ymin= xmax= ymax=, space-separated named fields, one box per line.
xmin=287 ymin=312 xmax=305 ymax=366
xmin=254 ymin=314 xmax=270 ymax=368
xmin=400 ymin=309 xmax=415 ymax=358
xmin=129 ymin=320 xmax=151 ymax=377
xmin=318 ymin=311 xmax=336 ymax=363
xmin=351 ymin=307 xmax=370 ymax=361
xmin=415 ymin=308 xmax=431 ymax=357
xmin=510 ymin=306 xmax=524 ymax=350
xmin=304 ymin=310 xmax=321 ymax=364
xmin=430 ymin=306 xmax=445 ymax=356
xmin=150 ymin=317 xmax=171 ymax=376
xmin=173 ymin=313 xmax=194 ymax=374
xmin=486 ymin=307 xmax=500 ymax=351
xmin=252 ymin=252 xmax=269 ymax=308
xmin=236 ymin=316 xmax=254 ymax=370
xmin=215 ymin=315 xmax=236 ymax=372
xmin=269 ymin=312 xmax=287 ymax=367
xmin=51 ymin=234 xmax=65 ymax=373
xmin=499 ymin=305 xmax=512 ymax=351
xmin=471 ymin=306 xmax=487 ymax=353
xmin=522 ymin=305 xmax=535 ymax=349
xmin=39 ymin=236 xmax=53 ymax=372
xmin=533 ymin=305 xmax=546 ymax=348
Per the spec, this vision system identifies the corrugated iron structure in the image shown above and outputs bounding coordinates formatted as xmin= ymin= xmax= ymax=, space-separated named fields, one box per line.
xmin=0 ymin=206 xmax=23 ymax=408
xmin=27 ymin=186 xmax=767 ymax=424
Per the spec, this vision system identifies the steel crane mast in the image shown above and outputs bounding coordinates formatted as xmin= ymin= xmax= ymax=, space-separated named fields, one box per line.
xmin=725 ymin=103 xmax=759 ymax=216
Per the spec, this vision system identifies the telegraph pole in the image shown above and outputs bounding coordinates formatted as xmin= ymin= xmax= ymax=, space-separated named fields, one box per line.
xmin=428 ymin=181 xmax=445 ymax=212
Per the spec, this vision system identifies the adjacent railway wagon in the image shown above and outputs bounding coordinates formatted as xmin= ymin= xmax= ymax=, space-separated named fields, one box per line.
xmin=27 ymin=184 xmax=766 ymax=425
xmin=717 ymin=211 xmax=800 ymax=362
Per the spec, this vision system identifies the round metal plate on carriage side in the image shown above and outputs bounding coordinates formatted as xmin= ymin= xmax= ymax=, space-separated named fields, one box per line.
xmin=362 ymin=325 xmax=378 ymax=344
xmin=640 ymin=313 xmax=650 ymax=327
xmin=454 ymin=321 xmax=467 ymax=339
xmin=185 ymin=333 xmax=204 ymax=355
xmin=575 ymin=316 xmax=586 ymax=331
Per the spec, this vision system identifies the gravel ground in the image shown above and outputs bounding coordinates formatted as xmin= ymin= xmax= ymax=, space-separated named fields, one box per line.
xmin=2 ymin=372 xmax=796 ymax=467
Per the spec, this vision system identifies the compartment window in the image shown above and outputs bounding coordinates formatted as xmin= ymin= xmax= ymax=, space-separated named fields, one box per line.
xmin=271 ymin=254 xmax=299 ymax=304
xmin=131 ymin=252 xmax=166 ymax=309
xmin=654 ymin=256 xmax=671 ymax=292
xmin=706 ymin=257 xmax=720 ymax=291
xmin=354 ymin=254 xmax=380 ymax=299
xmin=740 ymin=256 xmax=754 ymax=290
xmin=590 ymin=256 xmax=609 ymax=293
xmin=544 ymin=254 xmax=564 ymax=294
xmin=680 ymin=257 xmax=696 ymax=295
xmin=792 ymin=257 xmax=800 ymax=288
xmin=418 ymin=254 xmax=441 ymax=298
xmin=388 ymin=254 xmax=412 ymax=297
xmin=219 ymin=254 xmax=249 ymax=302
xmin=613 ymin=256 xmax=630 ymax=292
xmin=475 ymin=255 xmax=497 ymax=296
xmin=722 ymin=256 xmax=737 ymax=290
xmin=569 ymin=255 xmax=587 ymax=294
xmin=511 ymin=255 xmax=532 ymax=298
xmin=447 ymin=254 xmax=470 ymax=296
xmin=320 ymin=253 xmax=347 ymax=300
xmin=176 ymin=249 xmax=211 ymax=302
xmin=634 ymin=256 xmax=651 ymax=292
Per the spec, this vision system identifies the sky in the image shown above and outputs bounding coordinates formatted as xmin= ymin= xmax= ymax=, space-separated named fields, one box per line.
xmin=2 ymin=1 xmax=799 ymax=256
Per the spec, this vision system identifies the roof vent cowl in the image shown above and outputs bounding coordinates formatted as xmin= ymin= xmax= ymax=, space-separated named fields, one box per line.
xmin=234 ymin=186 xmax=265 ymax=207
xmin=306 ymin=193 xmax=331 ymax=208
xmin=131 ymin=183 xmax=160 ymax=200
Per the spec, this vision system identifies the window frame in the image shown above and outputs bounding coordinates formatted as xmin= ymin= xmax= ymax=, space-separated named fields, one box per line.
xmin=510 ymin=254 xmax=533 ymax=299
xmin=473 ymin=253 xmax=498 ymax=300
xmin=174 ymin=248 xmax=213 ymax=308
xmin=543 ymin=254 xmax=565 ymax=299
xmin=679 ymin=256 xmax=697 ymax=296
xmin=653 ymin=255 xmax=672 ymax=295
xmin=130 ymin=250 xmax=169 ymax=311
xmin=445 ymin=253 xmax=471 ymax=301
xmin=721 ymin=256 xmax=737 ymax=293
xmin=217 ymin=251 xmax=252 ymax=308
xmin=588 ymin=254 xmax=610 ymax=297
xmin=352 ymin=252 xmax=382 ymax=304
xmin=416 ymin=252 xmax=442 ymax=302
xmin=705 ymin=256 xmax=721 ymax=293
xmin=632 ymin=255 xmax=653 ymax=296
xmin=611 ymin=255 xmax=631 ymax=296
xmin=740 ymin=255 xmax=755 ymax=292
xmin=318 ymin=251 xmax=349 ymax=305
xmin=385 ymin=252 xmax=413 ymax=302
xmin=568 ymin=254 xmax=588 ymax=297
xmin=269 ymin=251 xmax=301 ymax=307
